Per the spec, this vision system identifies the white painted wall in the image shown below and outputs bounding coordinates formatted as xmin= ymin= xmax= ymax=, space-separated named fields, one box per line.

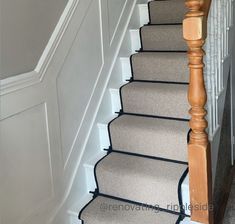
xmin=0 ymin=0 xmax=68 ymax=79
xmin=0 ymin=0 xmax=143 ymax=223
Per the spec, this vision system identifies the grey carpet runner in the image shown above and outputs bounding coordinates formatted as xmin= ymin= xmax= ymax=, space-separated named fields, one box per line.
xmin=79 ymin=0 xmax=190 ymax=223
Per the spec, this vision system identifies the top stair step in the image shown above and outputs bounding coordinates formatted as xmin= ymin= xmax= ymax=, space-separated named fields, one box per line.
xmin=149 ymin=0 xmax=187 ymax=25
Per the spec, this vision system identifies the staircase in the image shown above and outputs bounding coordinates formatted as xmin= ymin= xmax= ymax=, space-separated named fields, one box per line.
xmin=78 ymin=0 xmax=192 ymax=223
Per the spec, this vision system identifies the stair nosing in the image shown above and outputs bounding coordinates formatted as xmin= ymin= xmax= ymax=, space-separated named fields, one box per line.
xmin=94 ymin=193 xmax=191 ymax=218
xmin=104 ymin=148 xmax=188 ymax=165
xmin=131 ymin=80 xmax=189 ymax=85
xmin=115 ymin=111 xmax=190 ymax=122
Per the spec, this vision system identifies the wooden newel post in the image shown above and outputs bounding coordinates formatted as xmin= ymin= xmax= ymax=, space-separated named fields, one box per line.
xmin=183 ymin=0 xmax=213 ymax=223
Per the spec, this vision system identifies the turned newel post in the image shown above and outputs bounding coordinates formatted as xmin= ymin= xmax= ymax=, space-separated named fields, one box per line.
xmin=183 ymin=0 xmax=213 ymax=223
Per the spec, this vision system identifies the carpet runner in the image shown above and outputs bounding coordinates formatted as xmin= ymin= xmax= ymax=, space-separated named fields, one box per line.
xmin=79 ymin=0 xmax=190 ymax=223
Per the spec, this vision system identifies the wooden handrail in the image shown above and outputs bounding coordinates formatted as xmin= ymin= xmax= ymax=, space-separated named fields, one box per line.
xmin=183 ymin=0 xmax=213 ymax=224
xmin=202 ymin=0 xmax=212 ymax=18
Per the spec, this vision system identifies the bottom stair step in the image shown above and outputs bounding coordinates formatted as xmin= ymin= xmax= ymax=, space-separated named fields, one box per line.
xmin=80 ymin=196 xmax=183 ymax=224
xmin=96 ymin=152 xmax=188 ymax=211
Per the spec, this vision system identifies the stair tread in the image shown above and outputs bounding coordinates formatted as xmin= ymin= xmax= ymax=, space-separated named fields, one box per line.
xmin=140 ymin=25 xmax=187 ymax=51
xmin=121 ymin=82 xmax=190 ymax=119
xmin=80 ymin=196 xmax=180 ymax=224
xmin=96 ymin=152 xmax=187 ymax=210
xmin=109 ymin=114 xmax=188 ymax=162
xmin=149 ymin=0 xmax=187 ymax=24
xmin=131 ymin=52 xmax=189 ymax=83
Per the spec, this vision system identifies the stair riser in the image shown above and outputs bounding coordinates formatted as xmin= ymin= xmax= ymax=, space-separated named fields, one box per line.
xmin=149 ymin=0 xmax=187 ymax=24
xmin=110 ymin=89 xmax=122 ymax=114
xmin=138 ymin=4 xmax=149 ymax=26
xmin=130 ymin=29 xmax=141 ymax=52
xmin=109 ymin=115 xmax=189 ymax=162
xmin=141 ymin=25 xmax=187 ymax=51
xmin=120 ymin=57 xmax=132 ymax=81
xmin=131 ymin=53 xmax=189 ymax=82
xmin=121 ymin=83 xmax=190 ymax=119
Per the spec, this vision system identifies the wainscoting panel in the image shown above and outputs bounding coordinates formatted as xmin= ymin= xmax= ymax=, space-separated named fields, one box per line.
xmin=107 ymin=0 xmax=128 ymax=44
xmin=0 ymin=0 xmax=141 ymax=223
xmin=57 ymin=0 xmax=104 ymax=167
xmin=0 ymin=104 xmax=53 ymax=224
